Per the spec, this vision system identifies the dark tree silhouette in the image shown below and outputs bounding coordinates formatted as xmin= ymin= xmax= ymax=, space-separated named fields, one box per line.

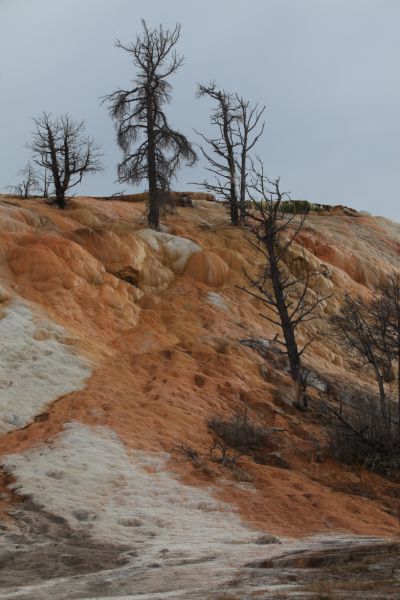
xmin=104 ymin=21 xmax=197 ymax=230
xmin=13 ymin=162 xmax=39 ymax=198
xmin=236 ymin=95 xmax=265 ymax=223
xmin=382 ymin=273 xmax=400 ymax=434
xmin=195 ymin=83 xmax=264 ymax=225
xmin=329 ymin=277 xmax=400 ymax=470
xmin=333 ymin=273 xmax=400 ymax=429
xmin=30 ymin=112 xmax=102 ymax=209
xmin=241 ymin=160 xmax=327 ymax=409
xmin=195 ymin=83 xmax=240 ymax=225
xmin=333 ymin=293 xmax=392 ymax=422
xmin=38 ymin=167 xmax=51 ymax=198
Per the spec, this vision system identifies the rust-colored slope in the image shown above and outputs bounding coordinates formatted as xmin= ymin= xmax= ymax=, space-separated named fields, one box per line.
xmin=0 ymin=195 xmax=399 ymax=539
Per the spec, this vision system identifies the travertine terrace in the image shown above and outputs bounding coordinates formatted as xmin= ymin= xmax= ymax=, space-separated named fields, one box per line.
xmin=0 ymin=193 xmax=399 ymax=598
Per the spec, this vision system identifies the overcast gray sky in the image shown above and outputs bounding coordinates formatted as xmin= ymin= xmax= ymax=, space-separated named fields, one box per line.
xmin=1 ymin=0 xmax=400 ymax=219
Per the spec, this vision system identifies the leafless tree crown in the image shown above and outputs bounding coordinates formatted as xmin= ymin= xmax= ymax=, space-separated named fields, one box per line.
xmin=12 ymin=162 xmax=39 ymax=198
xmin=104 ymin=20 xmax=197 ymax=230
xmin=29 ymin=112 xmax=102 ymax=209
xmin=195 ymin=82 xmax=265 ymax=225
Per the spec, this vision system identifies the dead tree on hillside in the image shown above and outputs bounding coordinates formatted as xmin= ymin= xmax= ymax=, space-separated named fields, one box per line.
xmin=333 ymin=274 xmax=400 ymax=429
xmin=382 ymin=273 xmax=400 ymax=434
xmin=195 ymin=84 xmax=240 ymax=225
xmin=195 ymin=83 xmax=264 ymax=226
xmin=104 ymin=21 xmax=197 ymax=230
xmin=38 ymin=167 xmax=51 ymax=198
xmin=332 ymin=293 xmax=392 ymax=422
xmin=236 ymin=96 xmax=265 ymax=223
xmin=13 ymin=162 xmax=39 ymax=198
xmin=329 ymin=279 xmax=400 ymax=470
xmin=241 ymin=160 xmax=327 ymax=410
xmin=30 ymin=113 xmax=103 ymax=209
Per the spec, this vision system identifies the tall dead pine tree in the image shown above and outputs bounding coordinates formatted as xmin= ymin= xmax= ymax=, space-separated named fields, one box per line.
xmin=104 ymin=21 xmax=197 ymax=230
xmin=242 ymin=161 xmax=327 ymax=409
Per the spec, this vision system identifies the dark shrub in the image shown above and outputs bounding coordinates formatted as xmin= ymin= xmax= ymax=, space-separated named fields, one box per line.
xmin=329 ymin=405 xmax=400 ymax=475
xmin=208 ymin=409 xmax=267 ymax=452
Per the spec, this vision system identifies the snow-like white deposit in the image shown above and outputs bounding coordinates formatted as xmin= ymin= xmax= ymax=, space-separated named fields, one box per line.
xmin=205 ymin=291 xmax=228 ymax=310
xmin=0 ymin=301 xmax=91 ymax=432
xmin=135 ymin=230 xmax=201 ymax=274
xmin=2 ymin=424 xmax=388 ymax=600
xmin=3 ymin=423 xmax=258 ymax=549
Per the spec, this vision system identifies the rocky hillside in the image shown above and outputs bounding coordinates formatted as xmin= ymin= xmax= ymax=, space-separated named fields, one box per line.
xmin=0 ymin=194 xmax=399 ymax=599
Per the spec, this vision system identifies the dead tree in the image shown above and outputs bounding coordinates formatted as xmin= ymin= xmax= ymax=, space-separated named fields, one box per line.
xmin=195 ymin=83 xmax=264 ymax=226
xmin=30 ymin=113 xmax=102 ymax=209
xmin=104 ymin=21 xmax=197 ymax=230
xmin=241 ymin=160 xmax=327 ymax=409
xmin=13 ymin=162 xmax=39 ymax=198
xmin=381 ymin=273 xmax=400 ymax=434
xmin=329 ymin=281 xmax=400 ymax=470
xmin=38 ymin=167 xmax=51 ymax=198
xmin=333 ymin=274 xmax=400 ymax=430
xmin=236 ymin=96 xmax=265 ymax=223
xmin=332 ymin=293 xmax=393 ymax=422
xmin=195 ymin=83 xmax=240 ymax=225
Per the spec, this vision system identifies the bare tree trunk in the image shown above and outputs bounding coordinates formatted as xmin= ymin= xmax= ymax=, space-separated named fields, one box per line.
xmin=230 ymin=183 xmax=239 ymax=225
xmin=239 ymin=139 xmax=247 ymax=224
xmin=236 ymin=97 xmax=265 ymax=225
xmin=221 ymin=102 xmax=239 ymax=226
xmin=374 ymin=366 xmax=387 ymax=422
xmin=42 ymin=169 xmax=50 ymax=198
xmin=46 ymin=124 xmax=64 ymax=207
xmin=267 ymin=239 xmax=305 ymax=406
xmin=146 ymin=96 xmax=160 ymax=230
